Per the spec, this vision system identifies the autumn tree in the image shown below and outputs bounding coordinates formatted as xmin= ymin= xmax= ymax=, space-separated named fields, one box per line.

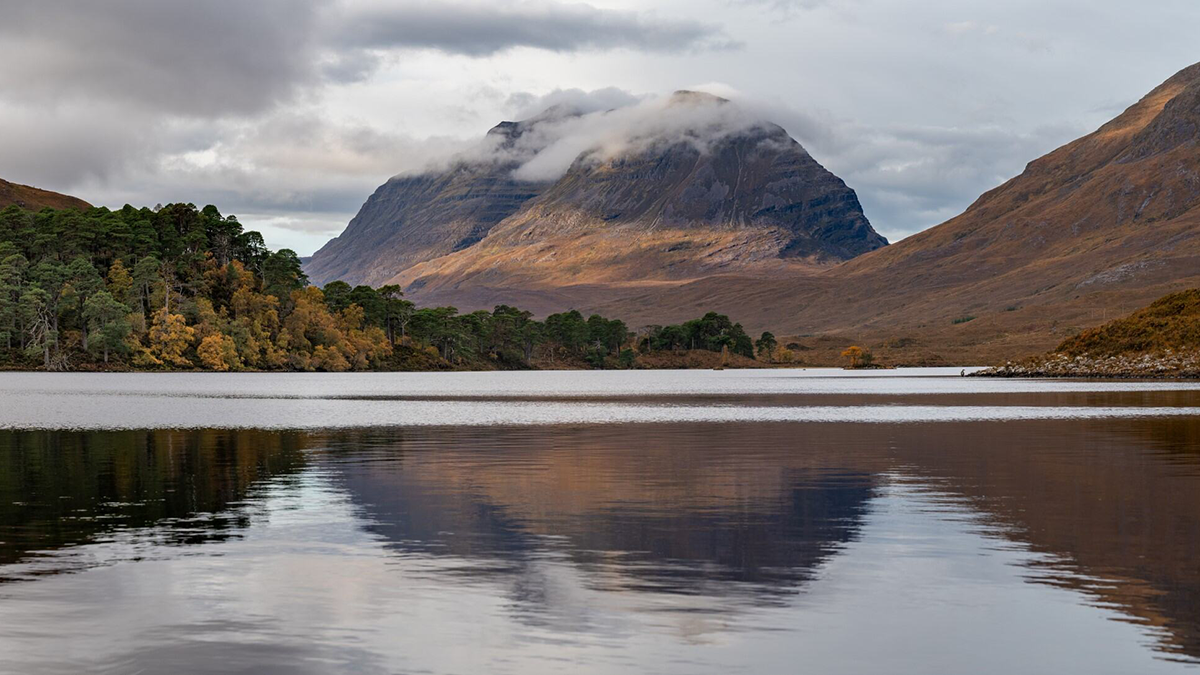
xmin=335 ymin=303 xmax=391 ymax=370
xmin=197 ymin=334 xmax=241 ymax=371
xmin=280 ymin=286 xmax=388 ymax=371
xmin=106 ymin=259 xmax=133 ymax=304
xmin=229 ymin=285 xmax=285 ymax=368
xmin=841 ymin=345 xmax=864 ymax=369
xmin=145 ymin=309 xmax=195 ymax=367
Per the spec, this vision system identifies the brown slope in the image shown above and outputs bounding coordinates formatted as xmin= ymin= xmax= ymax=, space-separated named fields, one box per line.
xmin=393 ymin=92 xmax=885 ymax=310
xmin=596 ymin=62 xmax=1200 ymax=363
xmin=0 ymin=178 xmax=91 ymax=211
xmin=1054 ymin=287 xmax=1200 ymax=357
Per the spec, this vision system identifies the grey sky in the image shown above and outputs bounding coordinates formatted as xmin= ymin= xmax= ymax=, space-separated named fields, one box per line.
xmin=0 ymin=0 xmax=1196 ymax=254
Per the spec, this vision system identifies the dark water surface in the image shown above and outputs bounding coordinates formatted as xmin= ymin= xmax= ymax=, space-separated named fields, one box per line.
xmin=1 ymin=370 xmax=1199 ymax=674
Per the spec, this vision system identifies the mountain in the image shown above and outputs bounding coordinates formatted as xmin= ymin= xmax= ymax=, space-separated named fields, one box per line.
xmin=306 ymin=92 xmax=886 ymax=308
xmin=596 ymin=62 xmax=1200 ymax=363
xmin=0 ymin=178 xmax=90 ymax=211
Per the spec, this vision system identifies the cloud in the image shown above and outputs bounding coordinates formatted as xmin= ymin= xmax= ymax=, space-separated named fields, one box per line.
xmin=0 ymin=0 xmax=730 ymax=121
xmin=505 ymin=87 xmax=644 ymax=120
xmin=117 ymin=112 xmax=478 ymax=216
xmin=424 ymin=89 xmax=770 ymax=183
xmin=942 ymin=20 xmax=998 ymax=36
xmin=0 ymin=0 xmax=327 ymax=118
xmin=515 ymin=93 xmax=768 ymax=181
xmin=731 ymin=0 xmax=842 ymax=13
xmin=333 ymin=0 xmax=736 ymax=57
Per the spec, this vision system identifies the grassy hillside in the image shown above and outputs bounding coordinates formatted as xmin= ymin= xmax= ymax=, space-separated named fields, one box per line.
xmin=1055 ymin=289 xmax=1200 ymax=356
xmin=980 ymin=288 xmax=1200 ymax=377
xmin=0 ymin=178 xmax=90 ymax=211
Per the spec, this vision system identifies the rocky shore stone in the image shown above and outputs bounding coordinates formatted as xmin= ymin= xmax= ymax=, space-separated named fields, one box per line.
xmin=974 ymin=350 xmax=1200 ymax=379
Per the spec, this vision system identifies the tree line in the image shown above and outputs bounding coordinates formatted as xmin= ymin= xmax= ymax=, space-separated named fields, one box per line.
xmin=0 ymin=203 xmax=777 ymax=371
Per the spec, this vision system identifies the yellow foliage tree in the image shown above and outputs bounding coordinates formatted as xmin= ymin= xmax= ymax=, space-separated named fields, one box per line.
xmin=193 ymin=298 xmax=225 ymax=342
xmin=147 ymin=309 xmax=195 ymax=367
xmin=283 ymin=288 xmax=339 ymax=354
xmin=337 ymin=304 xmax=391 ymax=370
xmin=197 ymin=334 xmax=241 ymax=371
xmin=311 ymin=344 xmax=350 ymax=372
xmin=841 ymin=345 xmax=864 ymax=369
xmin=282 ymin=287 xmax=341 ymax=370
xmin=230 ymin=286 xmax=286 ymax=369
xmin=106 ymin=259 xmax=133 ymax=304
xmin=281 ymin=287 xmax=391 ymax=371
xmin=202 ymin=259 xmax=258 ymax=306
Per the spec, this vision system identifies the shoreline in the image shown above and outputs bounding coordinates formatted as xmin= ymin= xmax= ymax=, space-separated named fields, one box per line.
xmin=0 ymin=349 xmax=807 ymax=374
xmin=974 ymin=351 xmax=1200 ymax=379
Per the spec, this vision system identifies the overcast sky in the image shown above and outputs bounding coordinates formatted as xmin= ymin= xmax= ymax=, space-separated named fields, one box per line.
xmin=1 ymin=0 xmax=1197 ymax=255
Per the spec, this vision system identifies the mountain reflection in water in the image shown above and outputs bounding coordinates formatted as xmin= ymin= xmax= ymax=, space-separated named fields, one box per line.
xmin=1 ymin=413 xmax=1200 ymax=673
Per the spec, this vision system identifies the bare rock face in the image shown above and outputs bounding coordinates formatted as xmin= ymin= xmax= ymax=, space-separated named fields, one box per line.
xmin=491 ymin=118 xmax=884 ymax=261
xmin=303 ymin=114 xmax=562 ymax=288
xmin=305 ymin=92 xmax=886 ymax=305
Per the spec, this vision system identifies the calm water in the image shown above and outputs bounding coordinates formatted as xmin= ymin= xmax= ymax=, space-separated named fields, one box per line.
xmin=1 ymin=369 xmax=1200 ymax=674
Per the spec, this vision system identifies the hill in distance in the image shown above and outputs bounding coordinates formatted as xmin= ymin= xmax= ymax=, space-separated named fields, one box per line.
xmin=306 ymin=91 xmax=887 ymax=312
xmin=0 ymin=178 xmax=90 ymax=211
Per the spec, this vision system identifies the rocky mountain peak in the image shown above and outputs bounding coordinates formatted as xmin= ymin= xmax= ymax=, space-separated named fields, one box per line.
xmin=667 ymin=90 xmax=730 ymax=105
xmin=306 ymin=91 xmax=887 ymax=306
